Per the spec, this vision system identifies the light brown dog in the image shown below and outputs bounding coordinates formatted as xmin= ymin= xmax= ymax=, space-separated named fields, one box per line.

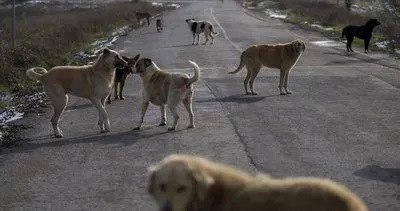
xmin=148 ymin=154 xmax=369 ymax=211
xmin=229 ymin=39 xmax=306 ymax=95
xmin=132 ymin=57 xmax=200 ymax=131
xmin=26 ymin=48 xmax=127 ymax=138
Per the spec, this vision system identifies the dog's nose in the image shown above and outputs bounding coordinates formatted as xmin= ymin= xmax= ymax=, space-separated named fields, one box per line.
xmin=160 ymin=202 xmax=172 ymax=211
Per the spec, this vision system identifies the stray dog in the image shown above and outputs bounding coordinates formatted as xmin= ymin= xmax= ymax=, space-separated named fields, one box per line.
xmin=133 ymin=57 xmax=200 ymax=131
xmin=26 ymin=48 xmax=127 ymax=138
xmin=229 ymin=39 xmax=305 ymax=95
xmin=148 ymin=154 xmax=369 ymax=211
xmin=341 ymin=18 xmax=381 ymax=53
xmin=136 ymin=11 xmax=151 ymax=26
xmin=185 ymin=18 xmax=218 ymax=45
xmin=106 ymin=55 xmax=140 ymax=104
xmin=156 ymin=18 xmax=164 ymax=32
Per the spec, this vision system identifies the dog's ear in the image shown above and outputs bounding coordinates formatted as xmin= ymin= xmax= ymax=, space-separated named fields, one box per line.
xmin=192 ymin=169 xmax=214 ymax=202
xmin=103 ymin=48 xmax=110 ymax=55
xmin=132 ymin=54 xmax=140 ymax=62
xmin=122 ymin=56 xmax=129 ymax=62
xmin=144 ymin=58 xmax=152 ymax=67
xmin=147 ymin=164 xmax=160 ymax=195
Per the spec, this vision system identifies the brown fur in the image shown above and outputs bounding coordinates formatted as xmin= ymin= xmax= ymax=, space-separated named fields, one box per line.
xmin=229 ymin=39 xmax=306 ymax=95
xmin=133 ymin=57 xmax=200 ymax=131
xmin=26 ymin=48 xmax=127 ymax=138
xmin=148 ymin=154 xmax=369 ymax=211
xmin=136 ymin=12 xmax=151 ymax=26
xmin=106 ymin=55 xmax=140 ymax=104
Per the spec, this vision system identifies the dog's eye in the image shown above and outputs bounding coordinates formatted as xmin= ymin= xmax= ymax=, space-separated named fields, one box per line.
xmin=176 ymin=186 xmax=187 ymax=193
xmin=159 ymin=184 xmax=167 ymax=192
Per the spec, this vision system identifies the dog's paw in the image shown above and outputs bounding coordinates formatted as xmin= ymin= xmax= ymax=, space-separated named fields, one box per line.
xmin=159 ymin=122 xmax=166 ymax=126
xmin=133 ymin=127 xmax=141 ymax=131
xmin=286 ymin=91 xmax=292 ymax=95
xmin=114 ymin=96 xmax=119 ymax=100
xmin=100 ymin=129 xmax=109 ymax=133
xmin=55 ymin=134 xmax=63 ymax=138
xmin=280 ymin=92 xmax=287 ymax=95
xmin=251 ymin=92 xmax=258 ymax=95
xmin=168 ymin=127 xmax=176 ymax=131
xmin=107 ymin=100 xmax=112 ymax=104
xmin=246 ymin=92 xmax=252 ymax=95
xmin=120 ymin=96 xmax=125 ymax=100
xmin=188 ymin=125 xmax=195 ymax=129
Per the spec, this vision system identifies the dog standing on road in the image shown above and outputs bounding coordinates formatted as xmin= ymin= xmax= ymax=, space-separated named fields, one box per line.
xmin=341 ymin=18 xmax=381 ymax=53
xmin=148 ymin=154 xmax=369 ymax=211
xmin=106 ymin=55 xmax=140 ymax=104
xmin=156 ymin=18 xmax=164 ymax=32
xmin=133 ymin=57 xmax=200 ymax=131
xmin=136 ymin=11 xmax=151 ymax=26
xmin=185 ymin=18 xmax=218 ymax=45
xmin=229 ymin=39 xmax=306 ymax=95
xmin=26 ymin=48 xmax=127 ymax=138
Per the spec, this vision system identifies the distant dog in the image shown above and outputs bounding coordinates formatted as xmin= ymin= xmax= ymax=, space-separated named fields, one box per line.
xmin=229 ymin=40 xmax=306 ymax=95
xmin=106 ymin=55 xmax=140 ymax=104
xmin=156 ymin=18 xmax=164 ymax=32
xmin=148 ymin=154 xmax=369 ymax=211
xmin=133 ymin=57 xmax=200 ymax=131
xmin=185 ymin=18 xmax=218 ymax=45
xmin=136 ymin=12 xmax=151 ymax=26
xmin=26 ymin=48 xmax=127 ymax=138
xmin=341 ymin=18 xmax=381 ymax=53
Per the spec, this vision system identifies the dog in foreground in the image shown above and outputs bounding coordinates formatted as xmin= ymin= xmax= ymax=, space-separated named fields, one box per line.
xmin=106 ymin=55 xmax=140 ymax=104
xmin=341 ymin=18 xmax=381 ymax=53
xmin=26 ymin=48 xmax=127 ymax=138
xmin=185 ymin=18 xmax=218 ymax=45
xmin=229 ymin=39 xmax=306 ymax=95
xmin=132 ymin=56 xmax=200 ymax=131
xmin=148 ymin=154 xmax=369 ymax=211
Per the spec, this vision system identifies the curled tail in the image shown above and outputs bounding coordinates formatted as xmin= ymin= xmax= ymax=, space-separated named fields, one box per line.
xmin=26 ymin=67 xmax=48 ymax=81
xmin=229 ymin=51 xmax=246 ymax=74
xmin=187 ymin=60 xmax=200 ymax=85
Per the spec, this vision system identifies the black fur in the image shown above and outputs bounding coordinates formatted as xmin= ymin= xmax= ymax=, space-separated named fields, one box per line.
xmin=209 ymin=25 xmax=213 ymax=32
xmin=341 ymin=18 xmax=381 ymax=53
xmin=200 ymin=23 xmax=205 ymax=30
xmin=191 ymin=22 xmax=197 ymax=34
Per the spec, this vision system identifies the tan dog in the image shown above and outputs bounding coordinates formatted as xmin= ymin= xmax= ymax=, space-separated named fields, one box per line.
xmin=26 ymin=48 xmax=127 ymax=138
xmin=133 ymin=57 xmax=200 ymax=131
xmin=229 ymin=39 xmax=306 ymax=95
xmin=148 ymin=154 xmax=369 ymax=211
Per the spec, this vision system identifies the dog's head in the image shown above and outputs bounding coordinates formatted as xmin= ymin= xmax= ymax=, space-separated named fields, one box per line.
xmin=120 ymin=54 xmax=140 ymax=73
xmin=185 ymin=18 xmax=196 ymax=23
xmin=100 ymin=48 xmax=128 ymax=70
xmin=366 ymin=19 xmax=381 ymax=28
xmin=134 ymin=57 xmax=159 ymax=75
xmin=148 ymin=155 xmax=215 ymax=211
xmin=291 ymin=39 xmax=306 ymax=54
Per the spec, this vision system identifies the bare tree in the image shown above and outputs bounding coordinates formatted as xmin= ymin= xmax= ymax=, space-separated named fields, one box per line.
xmin=344 ymin=0 xmax=352 ymax=11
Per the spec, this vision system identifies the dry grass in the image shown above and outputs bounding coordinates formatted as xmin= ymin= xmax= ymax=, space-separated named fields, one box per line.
xmin=0 ymin=0 xmax=164 ymax=97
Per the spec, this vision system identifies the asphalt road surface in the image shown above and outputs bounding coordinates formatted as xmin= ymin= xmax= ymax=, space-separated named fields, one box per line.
xmin=1 ymin=1 xmax=399 ymax=211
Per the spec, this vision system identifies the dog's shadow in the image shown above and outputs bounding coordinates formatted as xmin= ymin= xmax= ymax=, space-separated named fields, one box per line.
xmin=353 ymin=164 xmax=400 ymax=185
xmin=196 ymin=94 xmax=279 ymax=104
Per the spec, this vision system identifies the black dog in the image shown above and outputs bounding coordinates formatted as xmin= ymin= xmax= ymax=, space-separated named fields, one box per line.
xmin=341 ymin=18 xmax=381 ymax=53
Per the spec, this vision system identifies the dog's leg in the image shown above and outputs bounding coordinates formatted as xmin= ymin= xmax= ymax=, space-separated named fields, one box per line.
xmin=192 ymin=33 xmax=196 ymax=45
xmin=147 ymin=17 xmax=150 ymax=26
xmin=364 ymin=38 xmax=370 ymax=53
xmin=279 ymin=69 xmax=287 ymax=95
xmin=134 ymin=101 xmax=149 ymax=130
xmin=48 ymin=93 xmax=68 ymax=138
xmin=203 ymin=33 xmax=209 ymax=45
xmin=183 ymin=91 xmax=195 ymax=128
xmin=347 ymin=37 xmax=354 ymax=52
xmin=167 ymin=92 xmax=180 ymax=131
xmin=159 ymin=104 xmax=167 ymax=126
xmin=283 ymin=69 xmax=292 ymax=94
xmin=106 ymin=93 xmax=112 ymax=104
xmin=210 ymin=33 xmax=214 ymax=45
xmin=196 ymin=34 xmax=200 ymax=45
xmin=244 ymin=69 xmax=252 ymax=95
xmin=119 ymin=81 xmax=125 ymax=100
xmin=249 ymin=66 xmax=261 ymax=95
xmin=114 ymin=82 xmax=119 ymax=100
xmin=92 ymin=98 xmax=110 ymax=133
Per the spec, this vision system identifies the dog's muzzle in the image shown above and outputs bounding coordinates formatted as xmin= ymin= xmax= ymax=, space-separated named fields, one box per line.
xmin=160 ymin=202 xmax=172 ymax=211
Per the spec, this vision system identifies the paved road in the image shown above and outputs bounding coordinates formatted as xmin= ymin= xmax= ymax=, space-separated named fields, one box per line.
xmin=1 ymin=0 xmax=399 ymax=210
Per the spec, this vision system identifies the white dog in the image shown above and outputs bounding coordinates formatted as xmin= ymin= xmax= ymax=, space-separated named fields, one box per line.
xmin=185 ymin=18 xmax=218 ymax=45
xmin=133 ymin=57 xmax=200 ymax=131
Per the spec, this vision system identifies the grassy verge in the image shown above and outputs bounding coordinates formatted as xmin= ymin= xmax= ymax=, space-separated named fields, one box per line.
xmin=240 ymin=0 xmax=399 ymax=54
xmin=0 ymin=0 xmax=168 ymax=147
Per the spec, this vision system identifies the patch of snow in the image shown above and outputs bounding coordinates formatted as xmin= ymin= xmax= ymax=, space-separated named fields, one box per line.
xmin=375 ymin=40 xmax=400 ymax=53
xmin=0 ymin=107 xmax=24 ymax=125
xmin=310 ymin=24 xmax=334 ymax=31
xmin=265 ymin=9 xmax=287 ymax=19
xmin=311 ymin=40 xmax=342 ymax=47
xmin=351 ymin=4 xmax=367 ymax=14
xmin=152 ymin=2 xmax=182 ymax=9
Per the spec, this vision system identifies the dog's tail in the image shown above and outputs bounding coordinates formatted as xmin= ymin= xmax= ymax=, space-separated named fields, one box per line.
xmin=210 ymin=25 xmax=218 ymax=35
xmin=187 ymin=60 xmax=200 ymax=86
xmin=26 ymin=67 xmax=48 ymax=82
xmin=340 ymin=28 xmax=346 ymax=41
xmin=229 ymin=51 xmax=246 ymax=74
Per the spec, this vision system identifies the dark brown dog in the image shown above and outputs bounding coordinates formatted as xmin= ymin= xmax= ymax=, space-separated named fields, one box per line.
xmin=107 ymin=55 xmax=140 ymax=104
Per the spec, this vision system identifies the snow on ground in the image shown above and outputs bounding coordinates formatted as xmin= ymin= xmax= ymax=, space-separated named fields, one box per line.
xmin=265 ymin=9 xmax=287 ymax=19
xmin=310 ymin=24 xmax=334 ymax=31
